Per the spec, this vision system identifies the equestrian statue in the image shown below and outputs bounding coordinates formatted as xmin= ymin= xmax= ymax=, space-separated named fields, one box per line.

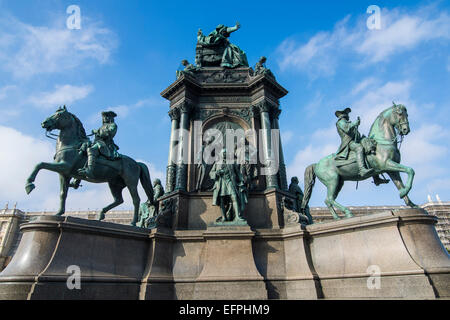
xmin=24 ymin=106 xmax=155 ymax=226
xmin=300 ymin=102 xmax=418 ymax=222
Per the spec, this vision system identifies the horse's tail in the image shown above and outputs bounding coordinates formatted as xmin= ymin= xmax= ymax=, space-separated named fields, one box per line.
xmin=138 ymin=162 xmax=154 ymax=202
xmin=301 ymin=163 xmax=316 ymax=214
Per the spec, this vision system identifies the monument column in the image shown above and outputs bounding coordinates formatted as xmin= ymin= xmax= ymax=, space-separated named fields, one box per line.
xmin=175 ymin=102 xmax=192 ymax=191
xmin=249 ymin=105 xmax=259 ymax=145
xmin=258 ymin=102 xmax=279 ymax=189
xmin=272 ymin=107 xmax=288 ymax=191
xmin=166 ymin=107 xmax=180 ymax=192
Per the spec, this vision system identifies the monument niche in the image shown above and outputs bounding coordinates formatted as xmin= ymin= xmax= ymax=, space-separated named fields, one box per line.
xmin=0 ymin=23 xmax=448 ymax=300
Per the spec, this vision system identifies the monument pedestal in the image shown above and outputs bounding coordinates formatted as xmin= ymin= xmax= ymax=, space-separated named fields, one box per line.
xmin=193 ymin=226 xmax=266 ymax=299
xmin=1 ymin=208 xmax=448 ymax=299
xmin=305 ymin=209 xmax=450 ymax=298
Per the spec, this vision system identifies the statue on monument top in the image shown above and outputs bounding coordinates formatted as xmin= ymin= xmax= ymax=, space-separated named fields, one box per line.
xmin=254 ymin=56 xmax=275 ymax=79
xmin=176 ymin=59 xmax=199 ymax=79
xmin=196 ymin=22 xmax=249 ymax=68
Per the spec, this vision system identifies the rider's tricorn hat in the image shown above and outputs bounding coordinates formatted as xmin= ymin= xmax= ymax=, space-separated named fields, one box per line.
xmin=335 ymin=107 xmax=351 ymax=118
xmin=102 ymin=111 xmax=117 ymax=118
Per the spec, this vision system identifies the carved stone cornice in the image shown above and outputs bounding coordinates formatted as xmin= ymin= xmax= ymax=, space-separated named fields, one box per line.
xmin=195 ymin=68 xmax=250 ymax=84
xmin=193 ymin=107 xmax=252 ymax=125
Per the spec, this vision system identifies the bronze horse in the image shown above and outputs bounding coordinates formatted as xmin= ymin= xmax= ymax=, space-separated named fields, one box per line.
xmin=301 ymin=103 xmax=418 ymax=221
xmin=25 ymin=106 xmax=154 ymax=226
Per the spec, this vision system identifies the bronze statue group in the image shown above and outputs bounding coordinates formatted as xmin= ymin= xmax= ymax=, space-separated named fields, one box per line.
xmin=25 ymin=23 xmax=418 ymax=226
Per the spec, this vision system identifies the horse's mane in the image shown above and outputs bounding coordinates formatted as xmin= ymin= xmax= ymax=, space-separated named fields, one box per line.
xmin=69 ymin=112 xmax=88 ymax=140
xmin=368 ymin=104 xmax=395 ymax=136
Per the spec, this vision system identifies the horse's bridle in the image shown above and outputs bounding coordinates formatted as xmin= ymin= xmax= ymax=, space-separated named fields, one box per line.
xmin=45 ymin=130 xmax=59 ymax=140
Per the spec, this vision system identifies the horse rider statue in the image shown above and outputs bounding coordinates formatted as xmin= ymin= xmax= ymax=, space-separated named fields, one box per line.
xmin=334 ymin=107 xmax=374 ymax=177
xmin=78 ymin=111 xmax=120 ymax=178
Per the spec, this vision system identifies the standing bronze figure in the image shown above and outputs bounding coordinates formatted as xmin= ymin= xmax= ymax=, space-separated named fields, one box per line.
xmin=210 ymin=149 xmax=247 ymax=223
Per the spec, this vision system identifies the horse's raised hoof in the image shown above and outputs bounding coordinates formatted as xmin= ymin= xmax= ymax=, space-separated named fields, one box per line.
xmin=55 ymin=212 xmax=64 ymax=216
xmin=130 ymin=221 xmax=137 ymax=227
xmin=345 ymin=214 xmax=354 ymax=219
xmin=97 ymin=212 xmax=105 ymax=221
xmin=25 ymin=183 xmax=35 ymax=195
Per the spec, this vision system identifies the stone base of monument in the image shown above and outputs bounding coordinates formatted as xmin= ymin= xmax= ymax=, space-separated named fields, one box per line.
xmin=0 ymin=208 xmax=449 ymax=299
xmin=192 ymin=226 xmax=266 ymax=299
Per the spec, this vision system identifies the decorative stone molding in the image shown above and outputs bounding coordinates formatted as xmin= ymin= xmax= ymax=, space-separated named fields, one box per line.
xmin=249 ymin=105 xmax=260 ymax=119
xmin=257 ymin=101 xmax=272 ymax=114
xmin=195 ymin=69 xmax=250 ymax=83
xmin=179 ymin=101 xmax=194 ymax=114
xmin=165 ymin=164 xmax=177 ymax=193
xmin=194 ymin=107 xmax=252 ymax=125
xmin=271 ymin=107 xmax=282 ymax=120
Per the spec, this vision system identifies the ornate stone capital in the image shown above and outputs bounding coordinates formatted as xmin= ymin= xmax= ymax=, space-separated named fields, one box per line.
xmin=250 ymin=105 xmax=260 ymax=118
xmin=168 ymin=107 xmax=180 ymax=121
xmin=271 ymin=107 xmax=282 ymax=120
xmin=257 ymin=101 xmax=274 ymax=114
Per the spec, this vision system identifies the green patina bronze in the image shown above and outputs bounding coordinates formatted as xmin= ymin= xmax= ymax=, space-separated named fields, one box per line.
xmin=176 ymin=59 xmax=199 ymax=79
xmin=25 ymin=106 xmax=155 ymax=226
xmin=301 ymin=103 xmax=418 ymax=221
xmin=137 ymin=178 xmax=164 ymax=228
xmin=254 ymin=56 xmax=275 ymax=79
xmin=210 ymin=149 xmax=248 ymax=225
xmin=289 ymin=176 xmax=313 ymax=224
xmin=196 ymin=22 xmax=249 ymax=68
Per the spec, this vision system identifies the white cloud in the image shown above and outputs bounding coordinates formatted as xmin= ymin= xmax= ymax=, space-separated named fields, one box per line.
xmin=351 ymin=78 xmax=377 ymax=96
xmin=0 ymin=125 xmax=55 ymax=205
xmin=109 ymin=98 xmax=163 ymax=117
xmin=0 ymin=107 xmax=21 ymax=120
xmin=0 ymin=15 xmax=117 ymax=78
xmin=303 ymin=91 xmax=325 ymax=118
xmin=351 ymin=80 xmax=412 ymax=133
xmin=287 ymin=124 xmax=338 ymax=180
xmin=277 ymin=17 xmax=351 ymax=77
xmin=402 ymin=124 xmax=449 ymax=166
xmin=358 ymin=10 xmax=450 ymax=63
xmin=86 ymin=97 xmax=165 ymax=124
xmin=29 ymin=84 xmax=93 ymax=109
xmin=0 ymin=85 xmax=17 ymax=100
xmin=276 ymin=6 xmax=450 ymax=76
xmin=287 ymin=143 xmax=337 ymax=179
xmin=281 ymin=130 xmax=293 ymax=144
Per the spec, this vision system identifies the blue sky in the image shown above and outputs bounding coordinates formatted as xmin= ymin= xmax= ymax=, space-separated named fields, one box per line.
xmin=0 ymin=0 xmax=449 ymax=211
